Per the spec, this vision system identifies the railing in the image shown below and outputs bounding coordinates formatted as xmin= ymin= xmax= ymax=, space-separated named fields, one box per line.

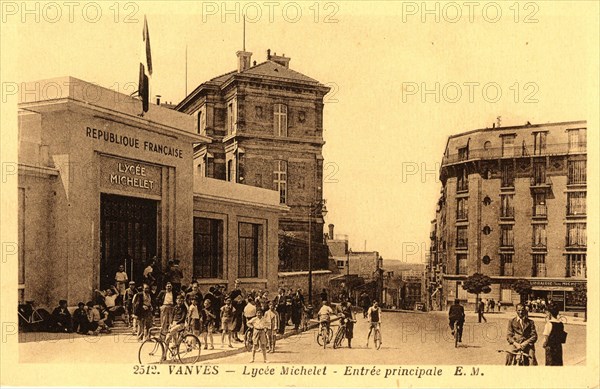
xmin=442 ymin=142 xmax=578 ymax=166
xmin=530 ymin=176 xmax=552 ymax=187
xmin=533 ymin=263 xmax=547 ymax=277
xmin=532 ymin=205 xmax=547 ymax=218
xmin=456 ymin=238 xmax=468 ymax=249
xmin=456 ymin=210 xmax=468 ymax=221
xmin=500 ymin=207 xmax=515 ymax=218
xmin=501 ymin=263 xmax=514 ymax=276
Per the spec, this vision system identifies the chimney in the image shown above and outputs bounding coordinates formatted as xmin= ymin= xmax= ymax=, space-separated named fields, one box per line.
xmin=236 ymin=51 xmax=252 ymax=72
xmin=267 ymin=48 xmax=271 ymax=59
xmin=156 ymin=95 xmax=161 ymax=105
xmin=328 ymin=224 xmax=334 ymax=239
xmin=269 ymin=52 xmax=291 ymax=68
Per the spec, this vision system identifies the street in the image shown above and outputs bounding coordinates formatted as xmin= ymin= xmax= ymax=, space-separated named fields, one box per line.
xmin=216 ymin=311 xmax=586 ymax=365
xmin=20 ymin=311 xmax=585 ymax=365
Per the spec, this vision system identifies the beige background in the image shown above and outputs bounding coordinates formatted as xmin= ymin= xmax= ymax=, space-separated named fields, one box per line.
xmin=1 ymin=1 xmax=598 ymax=387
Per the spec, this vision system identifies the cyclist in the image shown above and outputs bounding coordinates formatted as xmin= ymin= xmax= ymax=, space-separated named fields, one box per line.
xmin=317 ymin=300 xmax=334 ymax=334
xmin=340 ymin=300 xmax=356 ymax=348
xmin=448 ymin=298 xmax=465 ymax=344
xmin=164 ymin=294 xmax=188 ymax=352
xmin=366 ymin=301 xmax=382 ymax=348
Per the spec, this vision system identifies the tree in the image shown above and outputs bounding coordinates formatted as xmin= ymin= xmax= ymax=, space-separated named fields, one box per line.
xmin=511 ymin=279 xmax=532 ymax=304
xmin=462 ymin=273 xmax=492 ymax=307
xmin=570 ymin=283 xmax=587 ymax=322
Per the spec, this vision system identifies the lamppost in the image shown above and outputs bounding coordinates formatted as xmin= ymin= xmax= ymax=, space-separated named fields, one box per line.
xmin=346 ymin=248 xmax=352 ymax=276
xmin=308 ymin=200 xmax=327 ymax=306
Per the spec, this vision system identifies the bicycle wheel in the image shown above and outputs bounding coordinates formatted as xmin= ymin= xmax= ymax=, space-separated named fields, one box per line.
xmin=139 ymin=338 xmax=165 ymax=365
xmin=316 ymin=332 xmax=324 ymax=346
xmin=322 ymin=327 xmax=328 ymax=349
xmin=375 ymin=330 xmax=382 ymax=350
xmin=244 ymin=330 xmax=253 ymax=352
xmin=178 ymin=334 xmax=201 ymax=364
xmin=454 ymin=323 xmax=459 ymax=348
xmin=333 ymin=327 xmax=345 ymax=349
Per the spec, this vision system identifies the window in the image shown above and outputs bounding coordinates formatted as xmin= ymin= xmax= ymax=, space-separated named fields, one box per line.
xmin=532 ymin=193 xmax=547 ymax=218
xmin=456 ymin=254 xmax=467 ymax=275
xmin=456 ymin=226 xmax=468 ymax=248
xmin=500 ymin=194 xmax=514 ymax=218
xmin=566 ymin=223 xmax=586 ymax=247
xmin=274 ymin=103 xmax=288 ymax=137
xmin=501 ymin=164 xmax=514 ymax=188
xmin=566 ymin=254 xmax=586 ymax=278
xmin=204 ymin=155 xmax=215 ymax=178
xmin=568 ymin=160 xmax=586 ymax=185
xmin=567 ymin=192 xmax=586 ymax=216
xmin=500 ymin=225 xmax=514 ymax=247
xmin=502 ymin=135 xmax=515 ymax=157
xmin=227 ymin=100 xmax=236 ymax=135
xmin=227 ymin=159 xmax=234 ymax=182
xmin=196 ymin=110 xmax=205 ymax=134
xmin=456 ymin=198 xmax=468 ymax=220
xmin=458 ymin=146 xmax=468 ymax=161
xmin=500 ymin=254 xmax=514 ymax=276
xmin=568 ymin=128 xmax=587 ymax=152
xmin=532 ymin=160 xmax=547 ymax=185
xmin=238 ymin=222 xmax=262 ymax=278
xmin=532 ymin=254 xmax=546 ymax=277
xmin=457 ymin=167 xmax=468 ymax=192
xmin=532 ymin=225 xmax=547 ymax=248
xmin=193 ymin=218 xmax=223 ymax=279
xmin=533 ymin=132 xmax=547 ymax=155
xmin=273 ymin=160 xmax=288 ymax=204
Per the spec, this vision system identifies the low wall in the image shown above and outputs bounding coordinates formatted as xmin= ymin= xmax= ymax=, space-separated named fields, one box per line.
xmin=278 ymin=270 xmax=332 ymax=305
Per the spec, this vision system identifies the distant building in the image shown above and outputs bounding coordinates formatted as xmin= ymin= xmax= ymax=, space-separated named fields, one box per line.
xmin=428 ymin=120 xmax=587 ymax=312
xmin=176 ymin=49 xmax=331 ymax=273
xmin=400 ymin=270 xmax=425 ymax=310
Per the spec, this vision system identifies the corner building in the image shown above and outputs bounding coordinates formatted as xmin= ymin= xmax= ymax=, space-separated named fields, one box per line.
xmin=18 ymin=77 xmax=285 ymax=307
xmin=429 ymin=121 xmax=587 ymax=312
xmin=176 ymin=50 xmax=331 ymax=271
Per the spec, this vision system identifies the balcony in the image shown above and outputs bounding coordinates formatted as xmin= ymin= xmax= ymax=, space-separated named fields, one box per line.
xmin=456 ymin=239 xmax=468 ymax=249
xmin=532 ymin=241 xmax=547 ymax=251
xmin=532 ymin=205 xmax=548 ymax=219
xmin=442 ymin=142 xmax=573 ymax=166
xmin=456 ymin=211 xmax=468 ymax=221
xmin=456 ymin=181 xmax=469 ymax=193
xmin=530 ymin=176 xmax=552 ymax=188
xmin=501 ymin=263 xmax=514 ymax=276
xmin=532 ymin=263 xmax=547 ymax=277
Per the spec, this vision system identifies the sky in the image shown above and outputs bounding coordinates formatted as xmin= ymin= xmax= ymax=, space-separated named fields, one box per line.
xmin=5 ymin=1 xmax=599 ymax=262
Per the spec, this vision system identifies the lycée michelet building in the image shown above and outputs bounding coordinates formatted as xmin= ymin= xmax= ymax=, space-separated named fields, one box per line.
xmin=428 ymin=120 xmax=587 ymax=312
xmin=18 ymin=77 xmax=287 ymax=307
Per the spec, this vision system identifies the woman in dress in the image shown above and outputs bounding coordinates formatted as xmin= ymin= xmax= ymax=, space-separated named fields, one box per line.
xmin=542 ymin=303 xmax=565 ymax=366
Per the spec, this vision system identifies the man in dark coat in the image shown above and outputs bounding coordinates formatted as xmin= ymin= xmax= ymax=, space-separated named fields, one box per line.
xmin=506 ymin=303 xmax=538 ymax=365
xmin=51 ymin=299 xmax=72 ymax=333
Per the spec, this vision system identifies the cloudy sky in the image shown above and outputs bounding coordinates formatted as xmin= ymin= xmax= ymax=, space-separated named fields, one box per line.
xmin=6 ymin=1 xmax=599 ymax=262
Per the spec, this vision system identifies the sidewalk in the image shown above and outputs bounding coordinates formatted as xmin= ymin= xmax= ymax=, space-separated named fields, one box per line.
xmin=426 ymin=309 xmax=587 ymax=326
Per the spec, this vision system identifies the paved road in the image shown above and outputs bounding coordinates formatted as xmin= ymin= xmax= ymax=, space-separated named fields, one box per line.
xmin=18 ymin=311 xmax=585 ymax=365
xmin=215 ymin=311 xmax=586 ymax=365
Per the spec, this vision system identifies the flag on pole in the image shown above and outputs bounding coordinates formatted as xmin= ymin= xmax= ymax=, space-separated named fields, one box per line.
xmin=138 ymin=15 xmax=152 ymax=113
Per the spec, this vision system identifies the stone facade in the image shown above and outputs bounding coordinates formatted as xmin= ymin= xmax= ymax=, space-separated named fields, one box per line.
xmin=177 ymin=50 xmax=331 ymax=272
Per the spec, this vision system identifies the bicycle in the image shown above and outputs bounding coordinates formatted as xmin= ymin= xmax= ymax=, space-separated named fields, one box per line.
xmin=18 ymin=301 xmax=51 ymax=332
xmin=498 ymin=349 xmax=532 ymax=366
xmin=316 ymin=320 xmax=333 ymax=349
xmin=244 ymin=327 xmax=254 ymax=352
xmin=373 ymin=323 xmax=382 ymax=350
xmin=301 ymin=305 xmax=314 ymax=332
xmin=333 ymin=317 xmax=355 ymax=349
xmin=138 ymin=326 xmax=202 ymax=364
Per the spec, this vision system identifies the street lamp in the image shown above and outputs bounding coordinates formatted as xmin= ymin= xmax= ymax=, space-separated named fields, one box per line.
xmin=308 ymin=200 xmax=327 ymax=306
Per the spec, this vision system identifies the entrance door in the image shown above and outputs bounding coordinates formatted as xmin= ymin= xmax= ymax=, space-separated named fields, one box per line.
xmin=100 ymin=194 xmax=157 ymax=289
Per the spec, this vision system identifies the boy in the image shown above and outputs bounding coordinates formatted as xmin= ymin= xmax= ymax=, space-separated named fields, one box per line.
xmin=201 ymin=299 xmax=216 ymax=350
xmin=366 ymin=301 xmax=382 ymax=348
xmin=165 ymin=294 xmax=187 ymax=351
xmin=220 ymin=298 xmax=235 ymax=348
xmin=247 ymin=309 xmax=270 ymax=363
xmin=264 ymin=301 xmax=279 ymax=353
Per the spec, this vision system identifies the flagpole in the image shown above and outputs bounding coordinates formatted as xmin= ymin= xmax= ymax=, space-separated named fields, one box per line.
xmin=185 ymin=45 xmax=188 ymax=96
